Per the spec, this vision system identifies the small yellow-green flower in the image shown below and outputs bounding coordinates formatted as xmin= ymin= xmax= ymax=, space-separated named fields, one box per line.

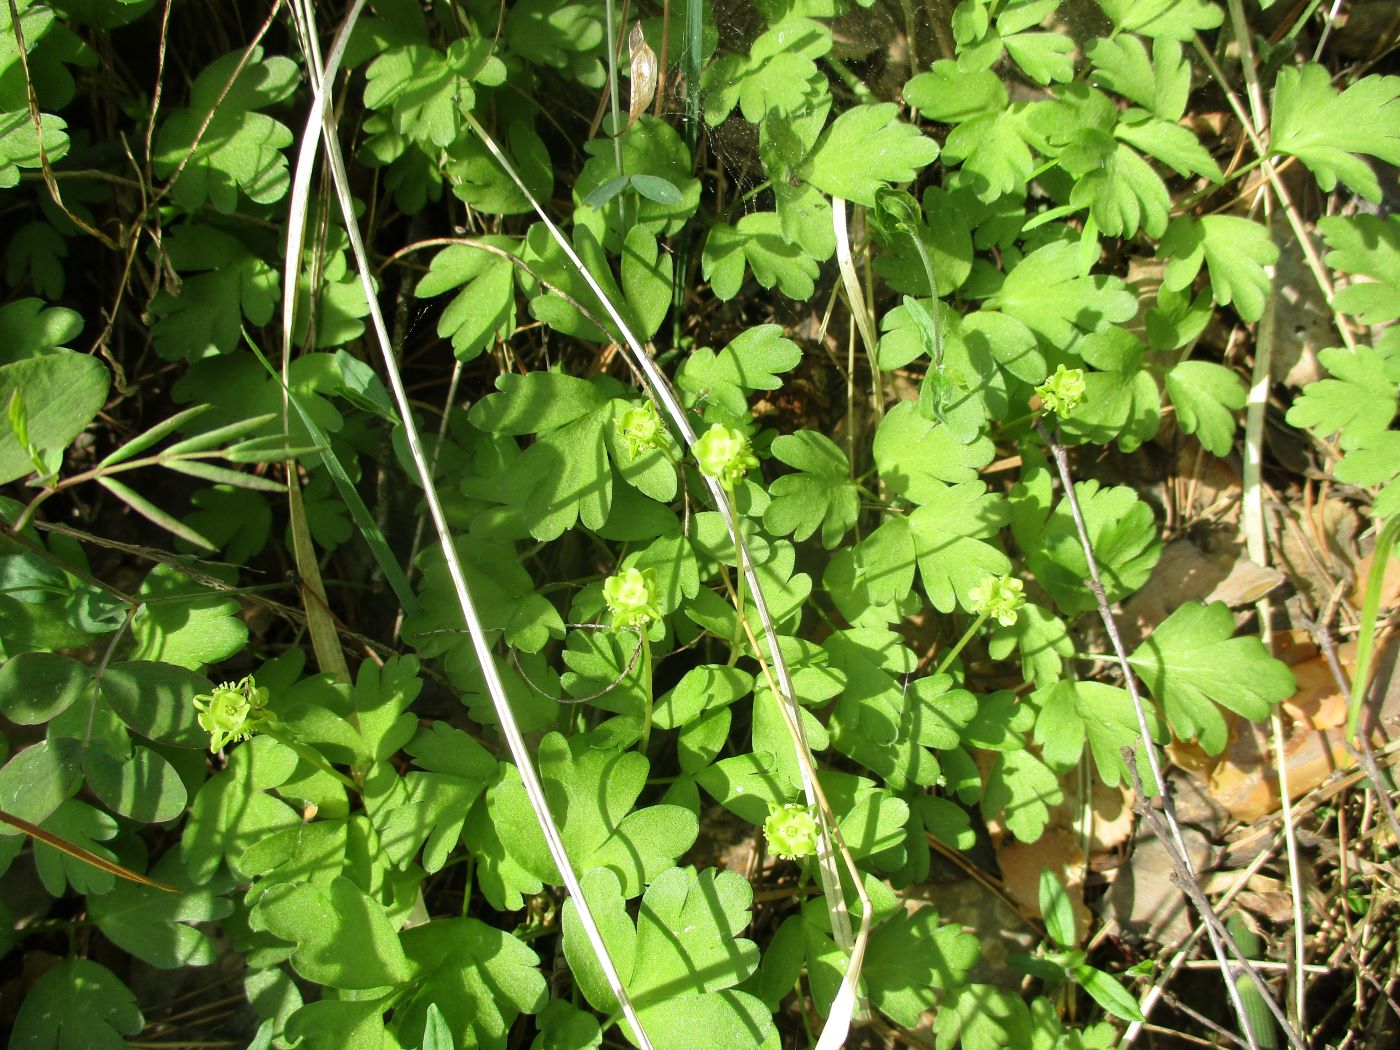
xmin=193 ymin=675 xmax=270 ymax=753
xmin=765 ymin=803 xmax=820 ymax=861
xmin=1036 ymin=364 xmax=1087 ymax=417
xmin=694 ymin=423 xmax=758 ymax=490
xmin=618 ymin=401 xmax=664 ymax=457
xmin=602 ymin=566 xmax=661 ymax=629
xmin=969 ymin=574 xmax=1025 ymax=628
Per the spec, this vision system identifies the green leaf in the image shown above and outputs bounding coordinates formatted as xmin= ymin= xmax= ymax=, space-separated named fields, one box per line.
xmin=702 ymin=212 xmax=820 ymax=301
xmin=701 ymin=15 xmax=831 ymax=125
xmin=1033 ymin=679 xmax=1166 ymax=787
xmin=284 ymin=998 xmax=389 ymax=1050
xmin=11 ymin=959 xmax=143 ymax=1050
xmin=1269 ymin=64 xmax=1400 ymax=202
xmin=89 ymin=851 xmax=233 ymax=968
xmin=364 ymin=37 xmax=502 ymax=150
xmin=0 ymin=110 xmax=69 ymax=189
xmin=573 ymin=116 xmax=701 ymax=241
xmin=803 ymin=103 xmax=939 ymax=205
xmin=489 ymin=732 xmax=697 ymax=897
xmin=1159 ymin=215 xmax=1277 ymax=323
xmin=0 ymin=297 xmax=82 ymax=362
xmin=1070 ymin=140 xmax=1171 ymax=239
xmin=1285 ymin=345 xmax=1398 ymax=450
xmin=0 ymin=349 xmax=107 ymax=484
xmin=182 ymin=735 xmax=302 ymax=882
xmin=1014 ymin=479 xmax=1162 ymax=616
xmin=1074 ymin=964 xmax=1145 ymax=1022
xmin=935 ymin=982 xmax=1033 ymax=1050
xmin=1088 ymin=35 xmax=1190 ymax=121
xmin=415 ymin=239 xmax=518 ymax=361
xmin=34 ymin=798 xmax=118 ymax=895
xmin=128 ymin=565 xmax=248 ymax=669
xmin=470 ymin=371 xmax=607 ymax=435
xmin=982 ymin=748 xmax=1062 ymax=842
xmin=863 ymin=906 xmax=980 ymax=1026
xmin=563 ymin=866 xmax=772 ymax=1050
xmin=0 ymin=651 xmax=87 ymax=724
xmin=102 ymin=660 xmax=211 ymax=748
xmin=621 ymin=227 xmax=674 ymax=341
xmin=1128 ymin=601 xmax=1295 ymax=754
xmin=993 ymin=242 xmax=1137 ymax=346
xmin=152 ymin=47 xmax=299 ymax=211
xmin=1165 ymin=360 xmax=1247 ymax=455
xmin=676 ymin=324 xmax=802 ymax=417
xmin=149 ymin=225 xmax=279 ymax=360
xmin=0 ymin=738 xmax=82 ymax=830
xmin=83 ymin=744 xmax=188 ymax=823
xmin=258 ymin=875 xmax=414 ymax=989
xmin=988 ymin=602 xmax=1071 ymax=689
xmin=1039 ymin=869 xmax=1075 ymax=950
xmin=904 ymin=62 xmax=1008 ymax=124
xmin=1097 ymin=0 xmax=1223 ymax=41
xmin=908 ymin=481 xmax=1012 ymax=613
xmin=762 ymin=431 xmax=859 ymax=548
xmin=398 ymin=917 xmax=547 ymax=1050
xmin=874 ymin=401 xmax=996 ymax=501
xmin=1319 ymin=213 xmax=1400 ymax=324
xmin=532 ymin=1000 xmax=602 ymax=1050
xmin=824 ymin=516 xmax=916 ymax=625
xmin=942 ymin=109 xmax=1037 ymax=202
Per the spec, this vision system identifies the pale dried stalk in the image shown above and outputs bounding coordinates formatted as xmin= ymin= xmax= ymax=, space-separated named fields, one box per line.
xmin=284 ymin=5 xmax=656 ymax=1047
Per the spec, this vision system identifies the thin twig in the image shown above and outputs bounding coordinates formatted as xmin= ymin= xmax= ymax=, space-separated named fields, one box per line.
xmin=1036 ymin=421 xmax=1299 ymax=1050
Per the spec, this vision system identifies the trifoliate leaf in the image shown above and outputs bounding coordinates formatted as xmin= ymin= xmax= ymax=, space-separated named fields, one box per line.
xmin=153 ymin=47 xmax=299 ymax=211
xmin=676 ymin=324 xmax=801 ymax=417
xmin=364 ymin=37 xmax=502 ymax=150
xmin=1159 ymin=215 xmax=1277 ymax=323
xmin=397 ymin=917 xmax=547 ymax=1050
xmin=863 ymin=907 xmax=980 ymax=1026
xmin=1088 ymin=35 xmax=1190 ymax=121
xmin=1033 ymin=680 xmax=1166 ymax=786
xmin=1097 ymin=0 xmax=1223 ymax=41
xmin=1285 ymin=345 xmax=1399 ymax=450
xmin=1269 ymin=64 xmax=1400 ymax=202
xmin=1128 ymin=601 xmax=1295 ymax=754
xmin=701 ymin=15 xmax=831 ymax=125
xmin=993 ymin=241 xmax=1137 ymax=345
xmin=988 ymin=601 xmax=1072 ymax=688
xmin=257 ymin=875 xmax=414 ymax=989
xmin=824 ymin=516 xmax=917 ymax=625
xmin=148 ymin=224 xmax=278 ymax=360
xmin=415 ymin=238 xmax=518 ymax=361
xmin=803 ymin=103 xmax=939 ymax=206
xmin=942 ymin=109 xmax=1037 ymax=202
xmin=1319 ymin=213 xmax=1400 ymax=324
xmin=703 ymin=212 xmax=820 ymax=301
xmin=89 ymin=851 xmax=233 ymax=968
xmin=11 ymin=959 xmax=143 ymax=1050
xmin=907 ymin=481 xmax=1012 ymax=613
xmin=982 ymin=746 xmax=1063 ymax=842
xmin=874 ymin=401 xmax=996 ymax=501
xmin=1165 ymin=360 xmax=1247 ymax=455
xmin=763 ymin=431 xmax=859 ymax=548
xmin=1070 ymin=140 xmax=1171 ymax=238
xmin=489 ymin=732 xmax=697 ymax=897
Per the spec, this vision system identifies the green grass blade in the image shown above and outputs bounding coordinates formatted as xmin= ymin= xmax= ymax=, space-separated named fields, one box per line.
xmin=97 ymin=476 xmax=216 ymax=550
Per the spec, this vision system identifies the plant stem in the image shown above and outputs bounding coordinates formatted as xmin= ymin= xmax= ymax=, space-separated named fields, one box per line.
xmin=935 ymin=611 xmax=989 ymax=676
xmin=639 ymin=633 xmax=654 ymax=755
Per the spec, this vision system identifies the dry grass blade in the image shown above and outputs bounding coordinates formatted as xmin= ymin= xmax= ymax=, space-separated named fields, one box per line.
xmin=284 ymin=4 xmax=656 ymax=1046
xmin=0 ymin=809 xmax=179 ymax=892
xmin=460 ymin=111 xmax=871 ymax=1047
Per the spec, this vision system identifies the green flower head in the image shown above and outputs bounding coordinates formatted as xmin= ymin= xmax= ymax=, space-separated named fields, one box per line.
xmin=1035 ymin=364 xmax=1087 ymax=417
xmin=193 ymin=675 xmax=270 ymax=753
xmin=694 ymin=422 xmax=758 ymax=490
xmin=618 ymin=401 xmax=664 ymax=457
xmin=969 ymin=574 xmax=1026 ymax=628
xmin=764 ymin=803 xmax=820 ymax=861
xmin=602 ymin=566 xmax=661 ymax=629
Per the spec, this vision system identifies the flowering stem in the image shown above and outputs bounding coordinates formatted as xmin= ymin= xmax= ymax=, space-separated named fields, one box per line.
xmin=935 ymin=611 xmax=989 ymax=677
xmin=639 ymin=634 xmax=654 ymax=756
